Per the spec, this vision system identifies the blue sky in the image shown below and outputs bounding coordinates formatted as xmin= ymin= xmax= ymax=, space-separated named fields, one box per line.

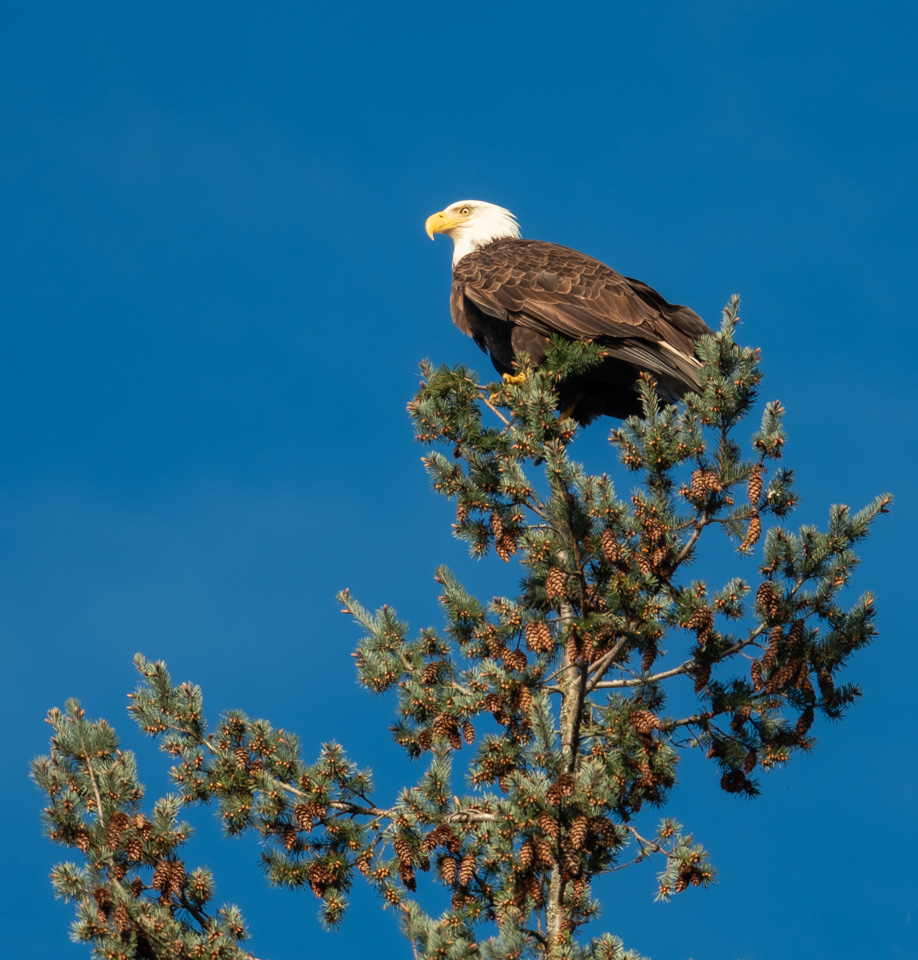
xmin=2 ymin=3 xmax=915 ymax=958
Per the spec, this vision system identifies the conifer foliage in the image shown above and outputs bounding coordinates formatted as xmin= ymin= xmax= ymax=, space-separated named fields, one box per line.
xmin=33 ymin=298 xmax=890 ymax=960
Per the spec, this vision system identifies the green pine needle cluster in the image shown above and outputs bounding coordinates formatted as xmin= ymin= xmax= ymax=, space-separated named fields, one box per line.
xmin=33 ymin=298 xmax=890 ymax=960
xmin=31 ymin=697 xmax=251 ymax=959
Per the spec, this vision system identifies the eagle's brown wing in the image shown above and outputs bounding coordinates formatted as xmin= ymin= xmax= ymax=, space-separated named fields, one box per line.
xmin=452 ymin=238 xmax=708 ymax=357
xmin=449 ymin=237 xmax=713 ymax=421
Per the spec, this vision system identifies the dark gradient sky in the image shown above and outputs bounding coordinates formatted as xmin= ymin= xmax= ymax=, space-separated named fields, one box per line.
xmin=3 ymin=3 xmax=915 ymax=958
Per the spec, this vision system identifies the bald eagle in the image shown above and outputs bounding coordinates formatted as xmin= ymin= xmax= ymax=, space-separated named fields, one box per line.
xmin=425 ymin=200 xmax=713 ymax=423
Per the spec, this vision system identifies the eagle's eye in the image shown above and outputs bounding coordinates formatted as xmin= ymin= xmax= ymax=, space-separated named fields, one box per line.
xmin=459 ymin=206 xmax=471 ymax=216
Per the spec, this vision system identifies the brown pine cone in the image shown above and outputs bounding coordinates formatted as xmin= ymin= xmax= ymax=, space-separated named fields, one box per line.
xmin=457 ymin=855 xmax=476 ymax=887
xmin=282 ymin=823 xmax=297 ymax=851
xmin=440 ymin=856 xmax=457 ymax=884
xmin=600 ymin=528 xmax=620 ymax=562
xmin=525 ymin=620 xmax=553 ymax=654
xmin=756 ymin=582 xmax=781 ymax=620
xmin=545 ymin=566 xmax=566 ymax=600
xmin=747 ymin=465 xmax=763 ymax=507
xmin=570 ymin=815 xmax=589 ymax=850
xmin=742 ymin=513 xmax=762 ymax=548
xmin=113 ymin=903 xmax=131 ymax=932
xmin=631 ymin=710 xmax=662 ymax=736
xmin=294 ymin=804 xmax=314 ymax=832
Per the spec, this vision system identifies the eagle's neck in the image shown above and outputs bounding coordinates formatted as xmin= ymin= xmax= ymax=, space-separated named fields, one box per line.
xmin=451 ymin=212 xmax=521 ymax=266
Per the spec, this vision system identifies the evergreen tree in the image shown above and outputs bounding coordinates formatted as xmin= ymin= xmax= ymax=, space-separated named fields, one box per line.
xmin=32 ymin=298 xmax=890 ymax=960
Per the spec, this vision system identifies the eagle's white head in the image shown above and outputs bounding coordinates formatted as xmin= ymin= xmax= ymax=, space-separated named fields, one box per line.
xmin=425 ymin=200 xmax=521 ymax=265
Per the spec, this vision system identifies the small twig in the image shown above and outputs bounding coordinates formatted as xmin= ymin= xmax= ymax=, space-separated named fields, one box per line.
xmin=478 ymin=391 xmax=512 ymax=426
xmin=591 ymin=661 xmax=694 ymax=689
xmin=75 ymin=728 xmax=106 ymax=829
xmin=523 ymin=926 xmax=548 ymax=947
xmin=585 ymin=636 xmax=629 ymax=693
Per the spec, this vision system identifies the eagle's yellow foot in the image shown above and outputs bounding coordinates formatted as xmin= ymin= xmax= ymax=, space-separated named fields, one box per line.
xmin=489 ymin=372 xmax=528 ymax=405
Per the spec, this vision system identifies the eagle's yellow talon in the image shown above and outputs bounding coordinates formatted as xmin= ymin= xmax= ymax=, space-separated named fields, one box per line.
xmin=503 ymin=372 xmax=527 ymax=386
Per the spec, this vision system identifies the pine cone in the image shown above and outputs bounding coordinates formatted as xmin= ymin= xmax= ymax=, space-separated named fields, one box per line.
xmin=440 ymin=856 xmax=457 ymax=885
xmin=557 ymin=772 xmax=575 ymax=797
xmin=393 ymin=835 xmax=412 ymax=864
xmin=504 ymin=649 xmax=528 ymax=672
xmin=631 ymin=710 xmax=662 ymax=736
xmin=750 ymin=659 xmax=764 ymax=691
xmin=742 ymin=513 xmax=762 ymax=549
xmin=458 ymin=855 xmax=476 ymax=887
xmin=525 ymin=620 xmax=553 ymax=654
xmin=294 ymin=804 xmax=314 ymax=832
xmin=433 ymin=713 xmax=455 ymax=738
xmin=690 ymin=469 xmax=722 ymax=500
xmin=766 ymin=661 xmax=798 ymax=693
xmin=565 ymin=634 xmax=580 ymax=665
xmin=747 ymin=465 xmax=763 ymax=507
xmin=600 ymin=528 xmax=620 ymax=562
xmin=764 ymin=624 xmax=783 ymax=669
xmin=687 ymin=606 xmax=714 ymax=641
xmin=589 ymin=816 xmax=621 ymax=846
xmin=533 ymin=837 xmax=554 ymax=867
xmin=490 ymin=508 xmax=504 ymax=541
xmin=113 ymin=903 xmax=131 ymax=933
xmin=720 ymin=770 xmax=752 ymax=794
xmin=93 ymin=886 xmax=112 ymax=909
xmin=817 ymin=668 xmax=835 ymax=699
xmin=527 ymin=872 xmax=544 ymax=904
xmin=545 ymin=566 xmax=566 ymax=600
xmin=105 ymin=811 xmax=130 ymax=849
xmin=356 ymin=850 xmax=372 ymax=877
xmin=538 ymin=811 xmax=559 ymax=839
xmin=756 ymin=582 xmax=781 ymax=621
xmin=518 ymin=839 xmax=534 ymax=867
xmin=693 ymin=662 xmax=712 ymax=694
xmin=234 ymin=746 xmax=249 ymax=770
xmin=517 ymin=685 xmax=533 ymax=716
xmin=168 ymin=860 xmax=186 ymax=895
xmin=462 ymin=720 xmax=475 ymax=744
xmin=795 ymin=706 xmax=815 ymax=739
xmin=496 ymin=533 xmax=518 ymax=562
xmin=283 ymin=823 xmax=297 ymax=851
xmin=730 ymin=704 xmax=752 ymax=733
xmin=152 ymin=860 xmax=170 ymax=893
xmin=398 ymin=862 xmax=416 ymax=891
xmin=570 ymin=815 xmax=589 ymax=850
xmin=421 ymin=662 xmax=440 ymax=685
xmin=786 ymin=619 xmax=806 ymax=653
xmin=485 ymin=693 xmax=503 ymax=713
xmin=743 ymin=748 xmax=758 ymax=773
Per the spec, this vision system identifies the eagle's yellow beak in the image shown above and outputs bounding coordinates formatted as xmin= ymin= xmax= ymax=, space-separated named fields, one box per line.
xmin=425 ymin=209 xmax=462 ymax=239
